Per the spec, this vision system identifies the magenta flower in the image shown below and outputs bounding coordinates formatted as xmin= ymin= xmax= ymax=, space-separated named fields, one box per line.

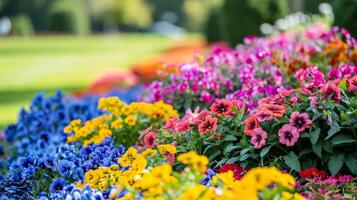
xmin=278 ymin=124 xmax=300 ymax=146
xmin=322 ymin=82 xmax=341 ymax=103
xmin=328 ymin=68 xmax=342 ymax=80
xmin=174 ymin=119 xmax=190 ymax=133
xmin=251 ymin=128 xmax=267 ymax=149
xmin=289 ymin=112 xmax=312 ymax=132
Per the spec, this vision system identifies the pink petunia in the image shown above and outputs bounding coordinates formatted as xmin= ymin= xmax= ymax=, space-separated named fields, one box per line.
xmin=198 ymin=116 xmax=218 ymax=135
xmin=255 ymin=110 xmax=274 ymax=122
xmin=347 ymin=75 xmax=357 ymax=93
xmin=278 ymin=124 xmax=300 ymax=146
xmin=164 ymin=116 xmax=180 ymax=130
xmin=250 ymin=128 xmax=267 ymax=149
xmin=321 ymin=82 xmax=341 ymax=103
xmin=144 ymin=132 xmax=157 ymax=148
xmin=175 ymin=119 xmax=190 ymax=133
xmin=211 ymin=99 xmax=232 ymax=116
xmin=289 ymin=112 xmax=312 ymax=132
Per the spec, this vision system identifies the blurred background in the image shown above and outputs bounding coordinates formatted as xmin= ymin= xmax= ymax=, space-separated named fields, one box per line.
xmin=0 ymin=0 xmax=356 ymax=128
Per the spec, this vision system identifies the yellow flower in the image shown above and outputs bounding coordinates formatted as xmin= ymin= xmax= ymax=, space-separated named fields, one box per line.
xmin=281 ymin=192 xmax=305 ymax=200
xmin=124 ymin=115 xmax=137 ymax=126
xmin=118 ymin=147 xmax=140 ymax=167
xmin=157 ymin=144 xmax=176 ymax=155
xmin=142 ymin=148 xmax=158 ymax=158
xmin=177 ymin=151 xmax=209 ymax=172
xmin=111 ymin=119 xmax=124 ymax=129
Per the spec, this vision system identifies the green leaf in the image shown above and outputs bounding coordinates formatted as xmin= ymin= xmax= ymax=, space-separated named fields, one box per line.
xmin=208 ymin=150 xmax=221 ymax=161
xmin=240 ymin=148 xmax=250 ymax=156
xmin=322 ymin=141 xmax=333 ymax=153
xmin=345 ymin=154 xmax=357 ymax=175
xmin=226 ymin=157 xmax=239 ymax=164
xmin=325 ymin=122 xmax=341 ymax=140
xmin=260 ymin=145 xmax=273 ymax=158
xmin=331 ymin=135 xmax=357 ymax=145
xmin=338 ymin=78 xmax=347 ymax=91
xmin=223 ymin=135 xmax=237 ymax=141
xmin=328 ymin=153 xmax=345 ymax=175
xmin=284 ymin=152 xmax=301 ymax=172
xmin=239 ymin=153 xmax=250 ymax=161
xmin=312 ymin=140 xmax=323 ymax=158
xmin=310 ymin=128 xmax=320 ymax=144
xmin=225 ymin=144 xmax=239 ymax=153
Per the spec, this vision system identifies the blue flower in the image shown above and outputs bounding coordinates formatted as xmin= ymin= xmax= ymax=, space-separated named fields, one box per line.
xmin=44 ymin=156 xmax=57 ymax=171
xmin=49 ymin=178 xmax=67 ymax=193
xmin=57 ymin=160 xmax=75 ymax=177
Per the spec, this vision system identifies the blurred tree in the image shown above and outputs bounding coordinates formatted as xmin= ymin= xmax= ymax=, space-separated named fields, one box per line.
xmin=11 ymin=14 xmax=34 ymax=35
xmin=221 ymin=0 xmax=289 ymax=46
xmin=46 ymin=0 xmax=90 ymax=34
xmin=203 ymin=0 xmax=224 ymax=42
xmin=94 ymin=0 xmax=152 ymax=31
xmin=330 ymin=0 xmax=357 ymax=37
xmin=146 ymin=0 xmax=183 ymax=24
xmin=182 ymin=0 xmax=208 ymax=32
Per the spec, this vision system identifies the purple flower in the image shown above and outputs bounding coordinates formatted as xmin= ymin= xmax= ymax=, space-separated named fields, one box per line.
xmin=278 ymin=124 xmax=300 ymax=146
xmin=289 ymin=112 xmax=312 ymax=132
xmin=251 ymin=128 xmax=267 ymax=149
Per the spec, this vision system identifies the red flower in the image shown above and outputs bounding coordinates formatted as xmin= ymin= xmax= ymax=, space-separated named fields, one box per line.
xmin=175 ymin=119 xmax=190 ymax=133
xmin=211 ymin=99 xmax=232 ymax=116
xmin=244 ymin=115 xmax=260 ymax=136
xmin=216 ymin=164 xmax=245 ymax=180
xmin=260 ymin=104 xmax=286 ymax=118
xmin=144 ymin=132 xmax=157 ymax=148
xmin=198 ymin=116 xmax=218 ymax=135
xmin=322 ymin=82 xmax=341 ymax=103
xmin=299 ymin=168 xmax=327 ymax=179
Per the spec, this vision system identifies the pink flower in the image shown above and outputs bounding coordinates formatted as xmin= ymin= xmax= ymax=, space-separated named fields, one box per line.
xmin=192 ymin=109 xmax=210 ymax=125
xmin=256 ymin=110 xmax=274 ymax=122
xmin=164 ymin=116 xmax=180 ymax=130
xmin=322 ymin=82 xmax=341 ymax=103
xmin=337 ymin=175 xmax=355 ymax=183
xmin=251 ymin=128 xmax=267 ymax=149
xmin=278 ymin=124 xmax=300 ymax=146
xmin=328 ymin=68 xmax=342 ymax=80
xmin=309 ymin=96 xmax=319 ymax=106
xmin=198 ymin=116 xmax=218 ymax=135
xmin=175 ymin=119 xmax=190 ymax=133
xmin=347 ymin=75 xmax=357 ymax=93
xmin=211 ymin=99 xmax=232 ymax=116
xmin=289 ymin=112 xmax=312 ymax=132
xmin=144 ymin=132 xmax=157 ymax=148
xmin=200 ymin=91 xmax=214 ymax=103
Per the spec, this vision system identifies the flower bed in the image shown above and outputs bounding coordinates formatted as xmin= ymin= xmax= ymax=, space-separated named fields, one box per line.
xmin=1 ymin=24 xmax=357 ymax=200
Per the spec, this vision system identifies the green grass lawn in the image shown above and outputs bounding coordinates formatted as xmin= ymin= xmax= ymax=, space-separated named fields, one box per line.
xmin=0 ymin=34 xmax=176 ymax=128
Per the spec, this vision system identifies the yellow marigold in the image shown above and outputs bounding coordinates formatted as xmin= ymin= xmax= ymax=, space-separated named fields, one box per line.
xmin=121 ymin=105 xmax=132 ymax=116
xmin=177 ymin=151 xmax=209 ymax=172
xmin=111 ymin=119 xmax=124 ymax=129
xmin=118 ymin=147 xmax=147 ymax=172
xmin=281 ymin=192 xmax=306 ymax=200
xmin=98 ymin=97 xmax=123 ymax=111
xmin=142 ymin=148 xmax=158 ymax=158
xmin=157 ymin=144 xmax=176 ymax=155
xmin=124 ymin=115 xmax=137 ymax=126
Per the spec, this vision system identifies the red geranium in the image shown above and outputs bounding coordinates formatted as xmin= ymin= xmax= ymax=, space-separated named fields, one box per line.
xmin=299 ymin=167 xmax=327 ymax=179
xmin=216 ymin=164 xmax=245 ymax=180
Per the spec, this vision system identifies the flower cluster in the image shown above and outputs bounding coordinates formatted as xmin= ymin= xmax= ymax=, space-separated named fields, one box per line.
xmin=65 ymin=97 xmax=178 ymax=147
xmin=298 ymin=168 xmax=357 ymax=199
xmin=110 ymin=151 xmax=302 ymax=200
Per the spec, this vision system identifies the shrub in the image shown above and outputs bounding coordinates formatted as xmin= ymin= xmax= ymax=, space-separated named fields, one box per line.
xmin=46 ymin=0 xmax=90 ymax=35
xmin=10 ymin=14 xmax=34 ymax=36
xmin=221 ymin=0 xmax=289 ymax=46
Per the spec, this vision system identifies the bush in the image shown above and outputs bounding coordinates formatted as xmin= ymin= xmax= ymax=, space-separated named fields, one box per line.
xmin=46 ymin=0 xmax=90 ymax=35
xmin=204 ymin=7 xmax=222 ymax=42
xmin=330 ymin=0 xmax=357 ymax=38
xmin=221 ymin=0 xmax=289 ymax=46
xmin=10 ymin=14 xmax=34 ymax=36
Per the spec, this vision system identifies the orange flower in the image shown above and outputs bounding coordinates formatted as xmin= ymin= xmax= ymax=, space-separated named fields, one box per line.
xmin=260 ymin=104 xmax=286 ymax=118
xmin=244 ymin=115 xmax=260 ymax=136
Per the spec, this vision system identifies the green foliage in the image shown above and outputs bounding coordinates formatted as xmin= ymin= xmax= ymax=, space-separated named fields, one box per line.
xmin=330 ymin=0 xmax=357 ymax=38
xmin=10 ymin=14 xmax=34 ymax=36
xmin=46 ymin=0 xmax=90 ymax=35
xmin=221 ymin=0 xmax=289 ymax=46
xmin=204 ymin=5 xmax=222 ymax=42
xmin=102 ymin=0 xmax=152 ymax=29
